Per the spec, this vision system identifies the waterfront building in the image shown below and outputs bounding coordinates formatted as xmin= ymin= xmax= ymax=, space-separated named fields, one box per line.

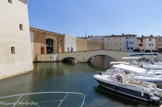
xmin=104 ymin=34 xmax=137 ymax=52
xmin=0 ymin=0 xmax=33 ymax=79
xmin=137 ymin=36 xmax=146 ymax=52
xmin=104 ymin=35 xmax=124 ymax=51
xmin=155 ymin=36 xmax=162 ymax=53
xmin=145 ymin=36 xmax=156 ymax=51
xmin=76 ymin=38 xmax=104 ymax=51
xmin=64 ymin=34 xmax=76 ymax=52
xmin=30 ymin=27 xmax=65 ymax=61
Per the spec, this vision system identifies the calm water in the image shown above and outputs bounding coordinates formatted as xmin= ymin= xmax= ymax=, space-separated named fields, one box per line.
xmin=0 ymin=56 xmax=161 ymax=107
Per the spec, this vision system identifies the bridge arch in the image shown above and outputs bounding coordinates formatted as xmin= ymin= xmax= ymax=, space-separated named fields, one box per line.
xmin=87 ymin=55 xmax=117 ymax=63
xmin=61 ymin=57 xmax=78 ymax=64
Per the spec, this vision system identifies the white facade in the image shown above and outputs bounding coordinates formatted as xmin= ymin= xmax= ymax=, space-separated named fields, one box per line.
xmin=64 ymin=34 xmax=76 ymax=52
xmin=0 ymin=0 xmax=33 ymax=79
xmin=87 ymin=36 xmax=104 ymax=42
xmin=145 ymin=37 xmax=156 ymax=50
xmin=104 ymin=36 xmax=124 ymax=51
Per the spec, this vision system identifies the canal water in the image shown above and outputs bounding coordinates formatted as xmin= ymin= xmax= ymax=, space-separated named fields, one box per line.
xmin=0 ymin=56 xmax=161 ymax=107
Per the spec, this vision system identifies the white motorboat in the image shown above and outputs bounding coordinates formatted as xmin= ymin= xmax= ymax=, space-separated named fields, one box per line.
xmin=134 ymin=75 xmax=162 ymax=84
xmin=122 ymin=57 xmax=162 ymax=70
xmin=130 ymin=53 xmax=162 ymax=66
xmin=110 ymin=61 xmax=162 ymax=84
xmin=94 ymin=64 xmax=162 ymax=102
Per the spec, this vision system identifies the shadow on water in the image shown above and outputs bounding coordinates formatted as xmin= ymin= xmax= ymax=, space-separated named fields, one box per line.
xmin=94 ymin=85 xmax=160 ymax=107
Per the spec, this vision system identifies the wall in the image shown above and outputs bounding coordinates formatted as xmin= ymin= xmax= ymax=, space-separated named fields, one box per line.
xmin=87 ymin=36 xmax=104 ymax=42
xmin=77 ymin=38 xmax=103 ymax=51
xmin=104 ymin=37 xmax=124 ymax=51
xmin=0 ymin=0 xmax=33 ymax=79
xmin=87 ymin=40 xmax=104 ymax=51
xmin=76 ymin=38 xmax=88 ymax=51
xmin=64 ymin=34 xmax=76 ymax=52
xmin=30 ymin=31 xmax=34 ymax=61
xmin=57 ymin=36 xmax=65 ymax=53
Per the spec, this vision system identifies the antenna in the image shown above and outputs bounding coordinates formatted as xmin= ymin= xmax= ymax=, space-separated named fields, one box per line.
xmin=85 ymin=30 xmax=87 ymax=37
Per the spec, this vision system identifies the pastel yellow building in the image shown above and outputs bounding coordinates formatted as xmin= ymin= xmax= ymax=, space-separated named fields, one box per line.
xmin=0 ymin=0 xmax=33 ymax=79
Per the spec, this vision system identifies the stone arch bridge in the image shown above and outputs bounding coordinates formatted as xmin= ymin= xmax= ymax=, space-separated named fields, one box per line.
xmin=37 ymin=50 xmax=130 ymax=62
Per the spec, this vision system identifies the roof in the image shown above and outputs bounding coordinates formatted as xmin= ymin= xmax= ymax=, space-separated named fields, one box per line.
xmin=104 ymin=34 xmax=136 ymax=38
xmin=30 ymin=27 xmax=64 ymax=36
xmin=113 ymin=64 xmax=146 ymax=74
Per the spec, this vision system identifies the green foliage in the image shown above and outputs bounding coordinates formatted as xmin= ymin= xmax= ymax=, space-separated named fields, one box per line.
xmin=133 ymin=49 xmax=140 ymax=52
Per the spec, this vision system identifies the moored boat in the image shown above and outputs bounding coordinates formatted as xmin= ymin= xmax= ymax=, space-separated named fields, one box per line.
xmin=94 ymin=64 xmax=162 ymax=102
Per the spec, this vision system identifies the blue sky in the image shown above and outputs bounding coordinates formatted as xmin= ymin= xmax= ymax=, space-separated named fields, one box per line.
xmin=28 ymin=0 xmax=162 ymax=37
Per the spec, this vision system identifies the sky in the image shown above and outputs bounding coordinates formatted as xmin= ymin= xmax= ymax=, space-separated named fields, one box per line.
xmin=28 ymin=0 xmax=162 ymax=37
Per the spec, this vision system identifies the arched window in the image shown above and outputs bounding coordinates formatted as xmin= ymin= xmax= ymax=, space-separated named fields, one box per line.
xmin=46 ymin=39 xmax=54 ymax=54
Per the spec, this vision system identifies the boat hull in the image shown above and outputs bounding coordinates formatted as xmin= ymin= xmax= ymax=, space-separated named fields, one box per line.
xmin=95 ymin=79 xmax=153 ymax=102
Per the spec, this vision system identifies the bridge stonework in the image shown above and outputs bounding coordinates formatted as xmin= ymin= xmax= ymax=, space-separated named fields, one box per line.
xmin=37 ymin=50 xmax=130 ymax=62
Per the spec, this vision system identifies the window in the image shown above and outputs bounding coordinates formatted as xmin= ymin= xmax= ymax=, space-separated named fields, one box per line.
xmin=11 ymin=47 xmax=15 ymax=54
xmin=8 ymin=0 xmax=12 ymax=4
xmin=141 ymin=39 xmax=143 ymax=43
xmin=152 ymin=44 xmax=153 ymax=46
xmin=149 ymin=38 xmax=151 ymax=41
xmin=131 ymin=47 xmax=133 ymax=50
xmin=161 ymin=44 xmax=162 ymax=46
xmin=19 ymin=24 xmax=23 ymax=31
xmin=116 ymin=43 xmax=118 ymax=45
xmin=149 ymin=44 xmax=150 ymax=46
xmin=159 ymin=39 xmax=161 ymax=41
xmin=158 ymin=44 xmax=160 ymax=46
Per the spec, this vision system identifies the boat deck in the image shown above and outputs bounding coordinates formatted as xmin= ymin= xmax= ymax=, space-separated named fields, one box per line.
xmin=127 ymin=80 xmax=151 ymax=88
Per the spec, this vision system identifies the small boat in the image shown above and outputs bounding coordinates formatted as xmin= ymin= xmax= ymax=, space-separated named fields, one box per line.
xmin=110 ymin=61 xmax=162 ymax=84
xmin=122 ymin=57 xmax=162 ymax=70
xmin=94 ymin=64 xmax=162 ymax=102
xmin=133 ymin=75 xmax=162 ymax=84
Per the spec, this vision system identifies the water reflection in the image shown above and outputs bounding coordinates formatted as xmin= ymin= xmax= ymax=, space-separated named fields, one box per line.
xmin=89 ymin=55 xmax=116 ymax=68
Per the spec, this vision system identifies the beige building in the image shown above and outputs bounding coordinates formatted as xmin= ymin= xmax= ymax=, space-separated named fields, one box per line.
xmin=30 ymin=27 xmax=65 ymax=61
xmin=137 ymin=37 xmax=146 ymax=52
xmin=104 ymin=35 xmax=124 ymax=51
xmin=155 ymin=36 xmax=162 ymax=53
xmin=0 ymin=0 xmax=33 ymax=79
xmin=76 ymin=38 xmax=104 ymax=51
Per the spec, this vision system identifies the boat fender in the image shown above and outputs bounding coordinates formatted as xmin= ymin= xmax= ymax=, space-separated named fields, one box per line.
xmin=141 ymin=89 xmax=144 ymax=96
